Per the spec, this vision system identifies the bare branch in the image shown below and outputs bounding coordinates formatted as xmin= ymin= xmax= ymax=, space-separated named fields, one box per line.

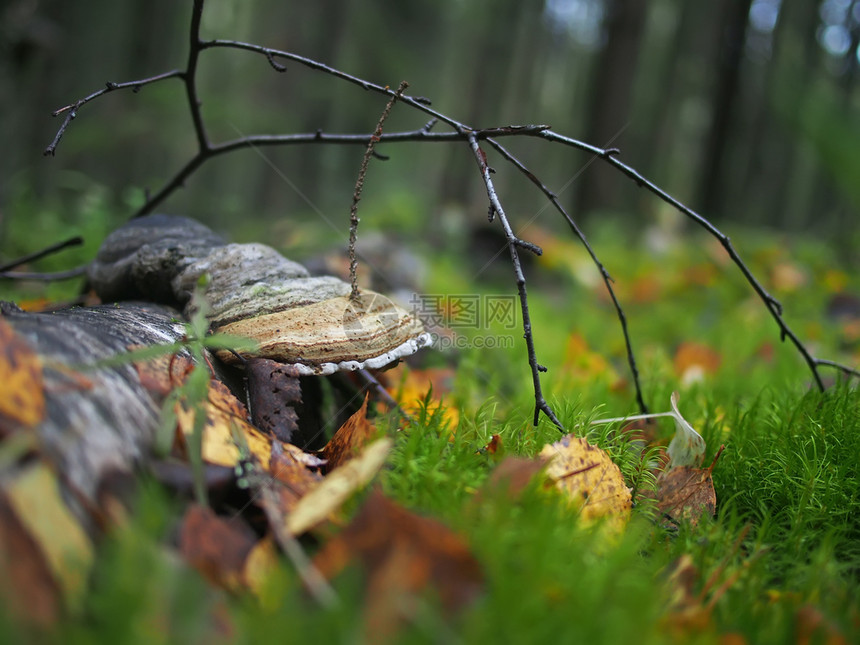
xmin=0 ymin=236 xmax=83 ymax=272
xmin=0 ymin=267 xmax=88 ymax=281
xmin=44 ymin=71 xmax=184 ymax=156
xmin=465 ymin=132 xmax=563 ymax=430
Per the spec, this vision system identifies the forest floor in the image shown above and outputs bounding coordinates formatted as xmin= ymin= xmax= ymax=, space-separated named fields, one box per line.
xmin=2 ymin=212 xmax=859 ymax=644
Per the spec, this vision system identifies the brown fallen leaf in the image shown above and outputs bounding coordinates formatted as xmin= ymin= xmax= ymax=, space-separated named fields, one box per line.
xmin=179 ymin=504 xmax=259 ymax=593
xmin=796 ymin=605 xmax=848 ymax=645
xmin=481 ymin=433 xmax=504 ymax=457
xmin=661 ymin=525 xmax=767 ymax=639
xmin=539 ymin=435 xmax=632 ymax=536
xmin=133 ymin=350 xmax=192 ymax=397
xmin=479 ymin=456 xmax=545 ymax=501
xmin=0 ymin=317 xmax=45 ymax=434
xmin=654 ymin=446 xmax=724 ymax=528
xmin=320 ymin=394 xmax=376 ymax=472
xmin=266 ymin=440 xmax=323 ymax=515
xmin=313 ymin=490 xmax=483 ymax=643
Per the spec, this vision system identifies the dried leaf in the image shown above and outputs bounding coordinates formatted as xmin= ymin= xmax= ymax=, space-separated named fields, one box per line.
xmin=539 ymin=435 xmax=632 ymax=536
xmin=655 ymin=466 xmax=716 ymax=527
xmin=175 ymin=378 xmax=273 ymax=470
xmin=179 ymin=505 xmax=257 ymax=592
xmin=796 ymin=605 xmax=848 ymax=645
xmin=660 ymin=554 xmax=713 ymax=634
xmin=134 ymin=350 xmax=192 ymax=396
xmin=0 ymin=317 xmax=45 ymax=433
xmin=667 ymin=392 xmax=706 ymax=468
xmin=266 ymin=441 xmax=323 ymax=515
xmin=287 ymin=437 xmax=393 ymax=536
xmin=313 ymin=490 xmax=483 ymax=642
xmin=320 ymin=394 xmax=376 ymax=471
xmin=2 ymin=461 xmax=94 ymax=613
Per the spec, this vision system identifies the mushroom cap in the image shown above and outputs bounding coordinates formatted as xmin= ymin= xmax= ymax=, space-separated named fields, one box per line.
xmin=214 ymin=292 xmax=431 ymax=375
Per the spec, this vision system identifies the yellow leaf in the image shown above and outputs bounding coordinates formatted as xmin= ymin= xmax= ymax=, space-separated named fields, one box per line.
xmin=0 ymin=318 xmax=45 ymax=431
xmin=390 ymin=366 xmax=459 ymax=430
xmin=175 ymin=379 xmax=273 ymax=469
xmin=287 ymin=437 xmax=392 ymax=536
xmin=4 ymin=461 xmax=94 ymax=612
xmin=539 ymin=435 xmax=631 ymax=537
xmin=243 ymin=537 xmax=280 ymax=605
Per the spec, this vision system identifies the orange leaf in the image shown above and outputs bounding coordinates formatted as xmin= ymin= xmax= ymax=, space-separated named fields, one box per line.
xmin=0 ymin=496 xmax=61 ymax=625
xmin=320 ymin=394 xmax=376 ymax=471
xmin=560 ymin=333 xmax=616 ymax=385
xmin=0 ymin=318 xmax=45 ymax=432
xmin=673 ymin=341 xmax=721 ymax=386
xmin=267 ymin=441 xmax=323 ymax=515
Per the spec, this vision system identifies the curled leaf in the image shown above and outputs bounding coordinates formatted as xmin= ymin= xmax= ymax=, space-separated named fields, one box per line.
xmin=667 ymin=392 xmax=706 ymax=468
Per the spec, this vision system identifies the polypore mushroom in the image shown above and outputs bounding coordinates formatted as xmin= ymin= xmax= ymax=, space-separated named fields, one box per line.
xmin=88 ymin=215 xmax=431 ymax=375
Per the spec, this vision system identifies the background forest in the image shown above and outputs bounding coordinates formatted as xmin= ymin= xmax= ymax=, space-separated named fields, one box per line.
xmin=2 ymin=0 xmax=860 ymax=259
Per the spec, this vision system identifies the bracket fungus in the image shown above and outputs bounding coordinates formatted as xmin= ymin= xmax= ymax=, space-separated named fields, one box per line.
xmin=88 ymin=215 xmax=431 ymax=375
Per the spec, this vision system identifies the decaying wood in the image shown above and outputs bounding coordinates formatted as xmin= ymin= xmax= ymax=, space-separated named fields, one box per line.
xmin=1 ymin=301 xmax=188 ymax=515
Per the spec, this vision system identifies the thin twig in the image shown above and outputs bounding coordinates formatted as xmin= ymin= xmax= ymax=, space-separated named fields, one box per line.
xmin=0 ymin=266 xmax=88 ymax=281
xmin=353 ymin=369 xmax=414 ymax=424
xmin=348 ymin=81 xmax=408 ymax=300
xmin=465 ymin=132 xmax=562 ymax=430
xmin=44 ymin=71 xmax=184 ymax=156
xmin=486 ymin=138 xmax=648 ymax=415
xmin=0 ymin=236 xmax=83 ymax=272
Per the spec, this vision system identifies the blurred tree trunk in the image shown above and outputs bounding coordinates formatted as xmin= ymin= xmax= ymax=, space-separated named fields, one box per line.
xmin=576 ymin=0 xmax=648 ymax=216
xmin=770 ymin=0 xmax=827 ymax=229
xmin=696 ymin=0 xmax=752 ymax=218
xmin=437 ymin=0 xmax=521 ymax=207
